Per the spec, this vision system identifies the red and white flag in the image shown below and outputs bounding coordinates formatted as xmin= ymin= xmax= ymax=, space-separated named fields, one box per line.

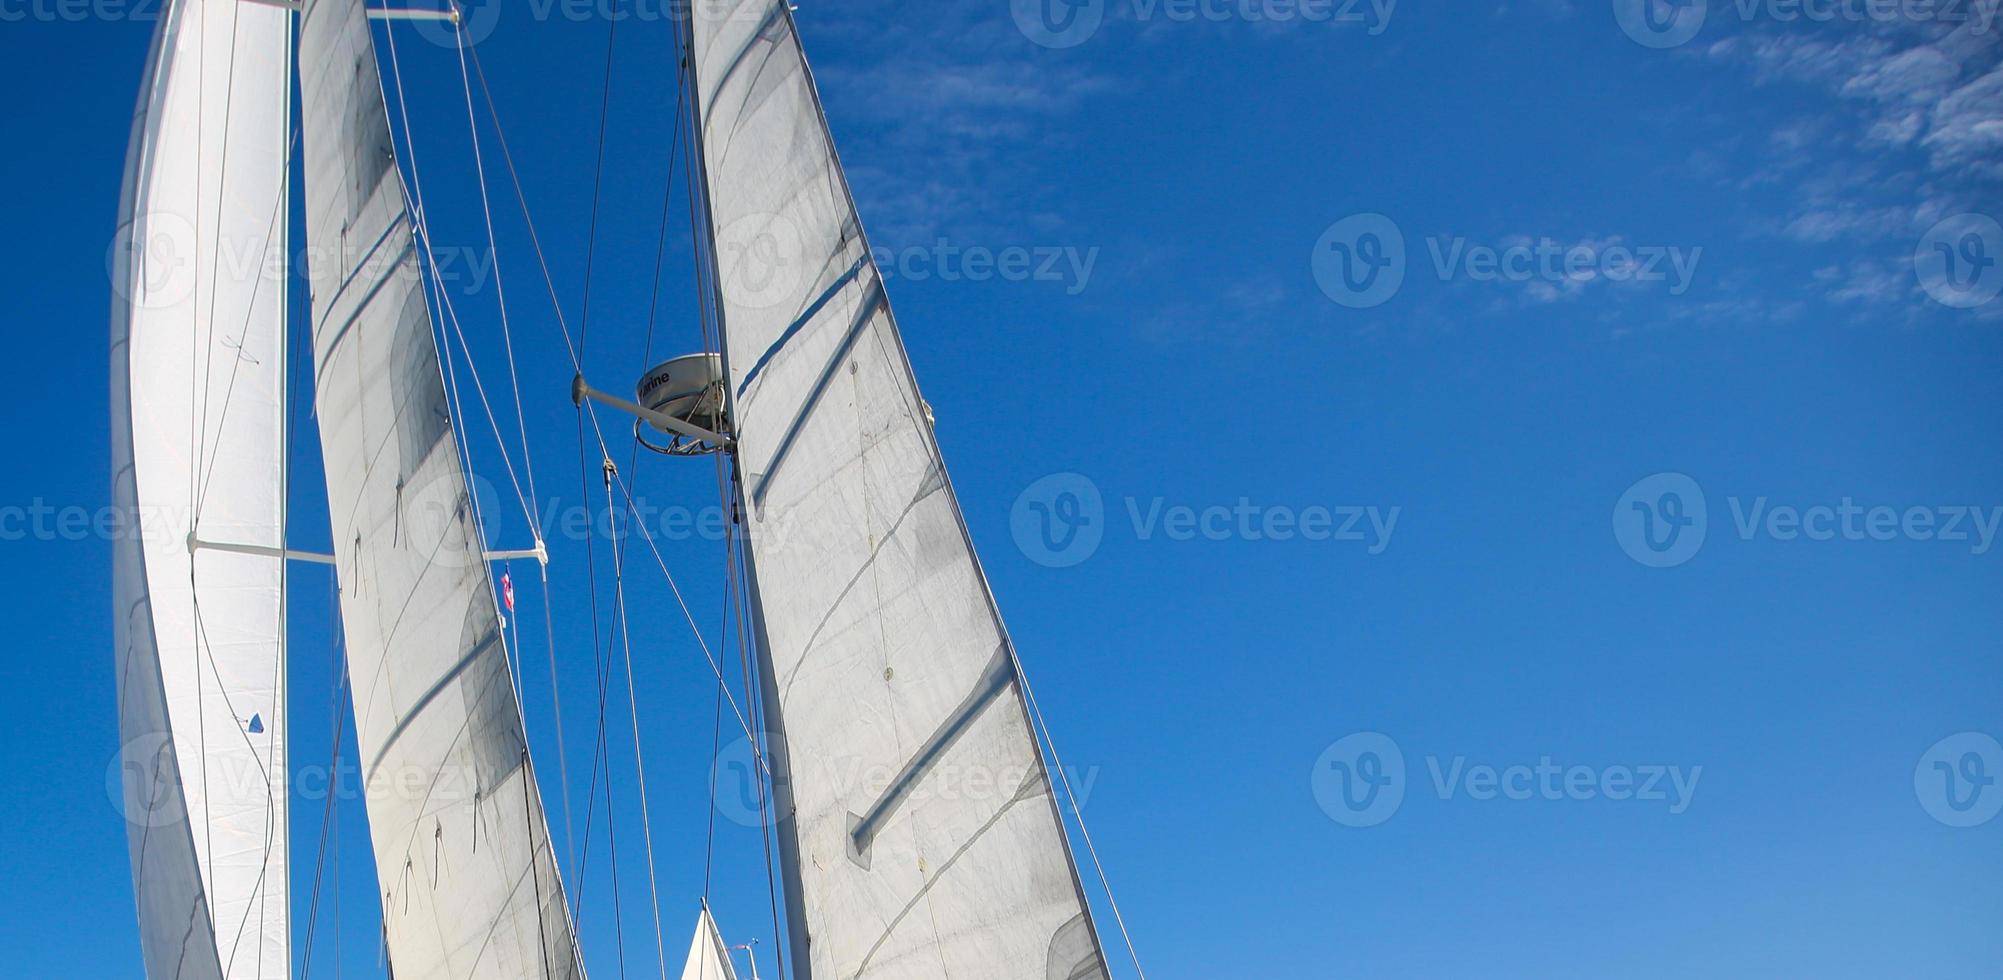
xmin=501 ymin=572 xmax=515 ymax=612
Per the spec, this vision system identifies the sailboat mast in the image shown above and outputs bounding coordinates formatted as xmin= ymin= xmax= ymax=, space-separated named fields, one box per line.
xmin=674 ymin=5 xmax=816 ymax=975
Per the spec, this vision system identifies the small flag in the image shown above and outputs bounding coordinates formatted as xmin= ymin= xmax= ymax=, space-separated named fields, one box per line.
xmin=501 ymin=572 xmax=515 ymax=612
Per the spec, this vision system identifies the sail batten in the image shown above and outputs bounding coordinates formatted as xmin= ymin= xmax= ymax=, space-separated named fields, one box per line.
xmin=112 ymin=0 xmax=293 ymax=977
xmin=295 ymin=1 xmax=581 ymax=976
xmin=687 ymin=3 xmax=1113 ymax=977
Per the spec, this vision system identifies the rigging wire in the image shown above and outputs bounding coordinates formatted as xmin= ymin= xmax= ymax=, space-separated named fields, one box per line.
xmin=731 ymin=520 xmax=792 ymax=980
xmin=380 ymin=13 xmax=531 ymax=542
xmin=1018 ymin=669 xmax=1150 ymax=980
xmin=270 ymin=16 xmax=296 ymax=951
xmin=608 ymin=470 xmax=673 ymax=980
xmin=571 ymin=460 xmax=633 ymax=980
xmin=378 ymin=23 xmax=594 ymax=976
xmin=441 ymin=18 xmax=551 ymax=729
xmin=450 ymin=16 xmax=543 ymax=517
xmin=437 ymin=5 xmax=580 ymax=878
xmin=297 ymin=577 xmax=350 ymax=980
xmin=378 ymin=29 xmax=592 ymax=980
xmin=550 ymin=7 xmax=648 ymax=974
xmin=426 ymin=10 xmax=592 ymax=887
xmin=537 ymin=540 xmax=578 ymax=872
xmin=685 ymin=30 xmax=740 ymax=912
xmin=381 ymin=27 xmax=563 ymax=875
xmin=387 ymin=18 xmax=605 ymax=979
xmin=600 ymin=463 xmax=761 ymax=751
xmin=593 ymin=56 xmax=694 ymax=980
xmin=380 ymin=32 xmax=523 ymax=910
xmin=459 ymin=12 xmax=769 ymax=774
xmin=573 ymin=0 xmax=622 ymax=358
xmin=461 ymin=43 xmax=584 ymax=367
xmin=524 ymin=746 xmax=557 ymax=979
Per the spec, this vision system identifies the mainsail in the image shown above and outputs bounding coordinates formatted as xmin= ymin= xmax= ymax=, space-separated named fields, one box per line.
xmin=111 ymin=0 xmax=292 ymax=976
xmin=686 ymin=3 xmax=1112 ymax=977
xmin=296 ymin=0 xmax=579 ymax=975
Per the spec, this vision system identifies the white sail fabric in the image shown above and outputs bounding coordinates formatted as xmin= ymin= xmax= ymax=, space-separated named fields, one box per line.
xmin=296 ymin=0 xmax=580 ymax=976
xmin=688 ymin=3 xmax=1111 ymax=977
xmin=679 ymin=909 xmax=741 ymax=980
xmin=111 ymin=0 xmax=291 ymax=977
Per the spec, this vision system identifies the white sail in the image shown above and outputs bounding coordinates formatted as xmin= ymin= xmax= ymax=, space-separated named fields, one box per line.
xmin=111 ymin=0 xmax=292 ymax=977
xmin=295 ymin=0 xmax=579 ymax=975
xmin=679 ymin=909 xmax=741 ymax=980
xmin=687 ymin=3 xmax=1112 ymax=977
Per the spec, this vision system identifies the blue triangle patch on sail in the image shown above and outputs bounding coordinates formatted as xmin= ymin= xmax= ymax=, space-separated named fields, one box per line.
xmin=246 ymin=714 xmax=264 ymax=735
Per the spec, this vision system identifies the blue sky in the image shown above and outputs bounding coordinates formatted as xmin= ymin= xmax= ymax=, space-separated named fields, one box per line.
xmin=3 ymin=0 xmax=2001 ymax=976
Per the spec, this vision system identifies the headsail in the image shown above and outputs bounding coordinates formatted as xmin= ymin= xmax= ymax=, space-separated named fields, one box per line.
xmin=679 ymin=908 xmax=742 ymax=980
xmin=111 ymin=0 xmax=292 ymax=976
xmin=686 ymin=3 xmax=1112 ymax=977
xmin=295 ymin=0 xmax=580 ymax=975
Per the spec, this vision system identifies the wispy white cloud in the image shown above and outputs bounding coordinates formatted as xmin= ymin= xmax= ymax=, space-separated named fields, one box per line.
xmin=1781 ymin=204 xmax=1913 ymax=243
xmin=1705 ymin=18 xmax=2002 ymax=229
xmin=1817 ymin=259 xmax=1913 ymax=305
xmin=1688 ymin=14 xmax=2002 ymax=321
xmin=1923 ymin=64 xmax=2003 ymax=180
xmin=802 ymin=2 xmax=1116 ymax=245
